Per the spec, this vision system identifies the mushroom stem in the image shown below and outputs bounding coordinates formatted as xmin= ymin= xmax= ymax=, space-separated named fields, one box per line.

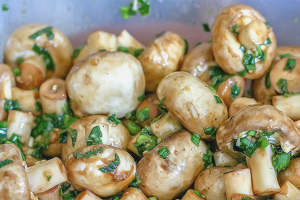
xmin=26 ymin=157 xmax=68 ymax=194
xmin=273 ymin=94 xmax=300 ymax=121
xmin=238 ymin=20 xmax=268 ymax=49
xmin=181 ymin=189 xmax=205 ymax=200
xmin=38 ymin=184 xmax=62 ymax=200
xmin=150 ymin=112 xmax=182 ymax=142
xmin=246 ymin=145 xmax=281 ymax=196
xmin=7 ymin=110 xmax=34 ymax=145
xmin=120 ymin=187 xmax=148 ymax=200
xmin=272 ymin=180 xmax=300 ymax=200
xmin=213 ymin=150 xmax=238 ymax=167
xmin=224 ymin=168 xmax=253 ymax=200
xmin=41 ymin=129 xmax=62 ymax=157
xmin=40 ymin=78 xmax=67 ymax=115
xmin=12 ymin=87 xmax=40 ymax=116
xmin=75 ymin=190 xmax=103 ymax=200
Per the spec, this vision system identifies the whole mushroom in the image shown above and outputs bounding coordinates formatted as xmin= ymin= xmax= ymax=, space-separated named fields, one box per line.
xmin=66 ymin=51 xmax=145 ymax=118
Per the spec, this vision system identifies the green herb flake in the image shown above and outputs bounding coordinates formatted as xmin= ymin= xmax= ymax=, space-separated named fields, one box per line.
xmin=107 ymin=114 xmax=122 ymax=125
xmin=137 ymin=0 xmax=150 ymax=16
xmin=138 ymin=92 xmax=145 ymax=101
xmin=58 ymin=188 xmax=62 ymax=197
xmin=231 ymin=82 xmax=241 ymax=98
xmin=73 ymin=147 xmax=104 ymax=159
xmin=214 ymin=95 xmax=222 ymax=103
xmin=72 ymin=44 xmax=85 ymax=58
xmin=208 ymin=85 xmax=216 ymax=93
xmin=129 ymin=175 xmax=142 ymax=188
xmin=203 ymin=23 xmax=210 ymax=32
xmin=277 ymin=78 xmax=288 ymax=94
xmin=35 ymin=102 xmax=42 ymax=111
xmin=29 ymin=26 xmax=54 ymax=40
xmin=194 ymin=42 xmax=202 ymax=47
xmin=191 ymin=133 xmax=201 ymax=146
xmin=16 ymin=57 xmax=24 ymax=66
xmin=284 ymin=58 xmax=296 ymax=71
xmin=99 ymin=153 xmax=120 ymax=172
xmin=247 ymin=130 xmax=256 ymax=136
xmin=47 ymin=176 xmax=51 ymax=181
xmin=125 ymin=109 xmax=137 ymax=121
xmin=120 ymin=0 xmax=150 ymax=19
xmin=112 ymin=192 xmax=124 ymax=200
xmin=86 ymin=126 xmax=102 ymax=146
xmin=137 ymin=107 xmax=150 ymax=122
xmin=158 ymin=146 xmax=170 ymax=159
xmin=31 ymin=147 xmax=43 ymax=159
xmin=273 ymin=153 xmax=291 ymax=172
xmin=4 ymin=99 xmax=21 ymax=112
xmin=264 ymin=21 xmax=270 ymax=27
xmin=12 ymin=68 xmax=21 ymax=76
xmin=58 ymin=128 xmax=77 ymax=147
xmin=237 ymin=69 xmax=247 ymax=77
xmin=184 ymin=39 xmax=189 ymax=55
xmin=203 ymin=149 xmax=214 ymax=168
xmin=231 ymin=24 xmax=240 ymax=35
xmin=204 ymin=127 xmax=217 ymax=139
xmin=126 ymin=120 xmax=141 ymax=135
xmin=0 ymin=159 xmax=13 ymax=169
xmin=148 ymin=197 xmax=158 ymax=200
xmin=155 ymin=31 xmax=165 ymax=38
xmin=235 ymin=138 xmax=259 ymax=157
xmin=32 ymin=43 xmax=55 ymax=70
xmin=9 ymin=134 xmax=23 ymax=149
xmin=265 ymin=71 xmax=271 ymax=88
xmin=61 ymin=182 xmax=71 ymax=193
xmin=2 ymin=3 xmax=8 ymax=11
xmin=280 ymin=53 xmax=293 ymax=59
xmin=263 ymin=38 xmax=272 ymax=45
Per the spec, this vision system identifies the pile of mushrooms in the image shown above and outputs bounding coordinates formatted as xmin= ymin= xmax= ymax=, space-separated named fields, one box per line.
xmin=0 ymin=3 xmax=300 ymax=200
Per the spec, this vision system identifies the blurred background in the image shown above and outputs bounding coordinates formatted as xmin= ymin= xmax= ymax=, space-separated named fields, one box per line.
xmin=0 ymin=0 xmax=299 ymax=61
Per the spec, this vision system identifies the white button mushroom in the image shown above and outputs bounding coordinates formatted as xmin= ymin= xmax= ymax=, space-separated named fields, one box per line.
xmin=66 ymin=51 xmax=145 ymax=118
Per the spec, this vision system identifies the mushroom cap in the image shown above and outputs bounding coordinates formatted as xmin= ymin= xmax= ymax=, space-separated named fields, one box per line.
xmin=216 ymin=105 xmax=300 ymax=159
xmin=212 ymin=4 xmax=276 ymax=79
xmin=66 ymin=51 xmax=145 ymax=118
xmin=156 ymin=71 xmax=228 ymax=139
xmin=278 ymin=157 xmax=300 ymax=190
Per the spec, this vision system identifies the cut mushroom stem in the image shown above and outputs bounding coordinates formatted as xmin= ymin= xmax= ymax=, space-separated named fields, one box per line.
xmin=214 ymin=150 xmax=238 ymax=167
xmin=120 ymin=187 xmax=148 ymax=200
xmin=182 ymin=189 xmax=205 ymax=200
xmin=246 ymin=145 xmax=281 ymax=196
xmin=272 ymin=180 xmax=300 ymax=200
xmin=150 ymin=112 xmax=182 ymax=142
xmin=38 ymin=184 xmax=62 ymax=200
xmin=230 ymin=194 xmax=256 ymax=200
xmin=74 ymin=190 xmax=103 ymax=200
xmin=7 ymin=110 xmax=34 ymax=145
xmin=40 ymin=78 xmax=67 ymax=115
xmin=26 ymin=157 xmax=68 ymax=194
xmin=12 ymin=87 xmax=40 ymax=115
xmin=238 ymin=20 xmax=268 ymax=49
xmin=224 ymin=168 xmax=254 ymax=200
xmin=273 ymin=94 xmax=300 ymax=121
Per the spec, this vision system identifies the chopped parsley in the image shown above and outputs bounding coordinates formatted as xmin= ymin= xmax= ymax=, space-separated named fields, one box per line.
xmin=16 ymin=57 xmax=24 ymax=66
xmin=126 ymin=120 xmax=141 ymax=135
xmin=191 ymin=133 xmax=201 ymax=146
xmin=118 ymin=46 xmax=144 ymax=58
xmin=99 ymin=153 xmax=120 ymax=173
xmin=231 ymin=82 xmax=241 ymax=98
xmin=12 ymin=68 xmax=21 ymax=76
xmin=59 ymin=128 xmax=77 ymax=147
xmin=125 ymin=109 xmax=137 ymax=121
xmin=194 ymin=190 xmax=205 ymax=198
xmin=133 ymin=126 xmax=157 ymax=156
xmin=214 ymin=95 xmax=222 ymax=103
xmin=86 ymin=126 xmax=102 ymax=146
xmin=0 ymin=121 xmax=7 ymax=144
xmin=203 ymin=23 xmax=210 ymax=32
xmin=155 ymin=31 xmax=165 ymax=38
xmin=73 ymin=147 xmax=104 ymax=159
xmin=29 ymin=26 xmax=54 ymax=40
xmin=32 ymin=43 xmax=55 ymax=70
xmin=237 ymin=69 xmax=247 ymax=77
xmin=273 ymin=152 xmax=291 ymax=172
xmin=284 ymin=58 xmax=296 ymax=71
xmin=35 ymin=102 xmax=42 ymax=111
xmin=203 ymin=149 xmax=214 ymax=168
xmin=108 ymin=114 xmax=122 ymax=125
xmin=112 ymin=192 xmax=123 ymax=200
xmin=277 ymin=78 xmax=288 ymax=94
xmin=158 ymin=146 xmax=170 ymax=159
xmin=194 ymin=42 xmax=202 ymax=47
xmin=9 ymin=134 xmax=23 ymax=149
xmin=72 ymin=44 xmax=85 ymax=58
xmin=4 ymin=99 xmax=21 ymax=112
xmin=265 ymin=70 xmax=271 ymax=88
xmin=120 ymin=0 xmax=150 ymax=19
xmin=138 ymin=92 xmax=145 ymax=101
xmin=231 ymin=24 xmax=240 ymax=35
xmin=137 ymin=107 xmax=150 ymax=122
xmin=208 ymin=85 xmax=216 ymax=93
xmin=47 ymin=176 xmax=51 ymax=181
xmin=0 ymin=159 xmax=13 ymax=169
xmin=204 ymin=127 xmax=217 ymax=139
xmin=280 ymin=53 xmax=293 ymax=59
xmin=264 ymin=21 xmax=270 ymax=27
xmin=2 ymin=3 xmax=8 ymax=11
xmin=184 ymin=39 xmax=189 ymax=55
xmin=129 ymin=175 xmax=142 ymax=188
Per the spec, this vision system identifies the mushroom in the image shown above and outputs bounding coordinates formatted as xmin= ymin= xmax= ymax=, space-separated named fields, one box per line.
xmin=138 ymin=31 xmax=185 ymax=92
xmin=182 ymin=189 xmax=205 ymax=200
xmin=216 ymin=75 xmax=245 ymax=108
xmin=74 ymin=190 xmax=103 ymax=200
xmin=270 ymin=57 xmax=300 ymax=94
xmin=278 ymin=157 xmax=300 ymax=190
xmin=137 ymin=130 xmax=208 ymax=200
xmin=228 ymin=97 xmax=258 ymax=117
xmin=73 ymin=30 xmax=117 ymax=65
xmin=272 ymin=180 xmax=300 ymax=200
xmin=4 ymin=24 xmax=73 ymax=89
xmin=0 ymin=64 xmax=16 ymax=121
xmin=272 ymin=94 xmax=300 ymax=121
xmin=66 ymin=51 xmax=145 ymax=118
xmin=11 ymin=87 xmax=41 ymax=116
xmin=26 ymin=157 xmax=67 ymax=195
xmin=41 ymin=128 xmax=62 ymax=157
xmin=0 ymin=143 xmax=30 ymax=199
xmin=156 ymin=71 xmax=228 ymax=139
xmin=61 ymin=115 xmax=130 ymax=161
xmin=212 ymin=4 xmax=276 ymax=79
xmin=136 ymin=98 xmax=161 ymax=127
xmin=38 ymin=184 xmax=63 ymax=200
xmin=180 ymin=42 xmax=218 ymax=82
xmin=120 ymin=187 xmax=148 ymax=200
xmin=252 ymin=46 xmax=300 ymax=104
xmin=194 ymin=164 xmax=246 ymax=200
xmin=213 ymin=150 xmax=238 ymax=167
xmin=224 ymin=168 xmax=254 ymax=200
xmin=64 ymin=144 xmax=136 ymax=197
xmin=117 ymin=30 xmax=145 ymax=49
xmin=40 ymin=78 xmax=67 ymax=115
